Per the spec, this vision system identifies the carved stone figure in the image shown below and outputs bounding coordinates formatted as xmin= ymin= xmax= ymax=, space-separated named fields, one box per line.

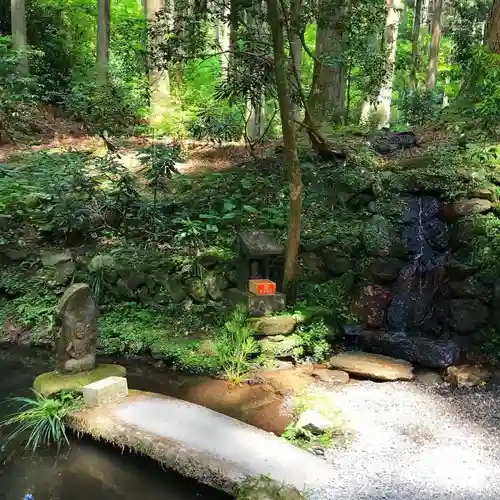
xmin=56 ymin=283 xmax=99 ymax=373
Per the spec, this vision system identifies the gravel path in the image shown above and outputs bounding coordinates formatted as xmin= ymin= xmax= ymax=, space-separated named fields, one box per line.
xmin=310 ymin=377 xmax=500 ymax=500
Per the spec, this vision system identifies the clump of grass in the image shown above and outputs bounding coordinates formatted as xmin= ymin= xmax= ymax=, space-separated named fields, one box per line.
xmin=1 ymin=389 xmax=84 ymax=452
xmin=212 ymin=305 xmax=258 ymax=384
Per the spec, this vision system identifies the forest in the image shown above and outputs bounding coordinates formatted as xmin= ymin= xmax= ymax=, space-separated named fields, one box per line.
xmin=1 ymin=0 xmax=500 ymax=378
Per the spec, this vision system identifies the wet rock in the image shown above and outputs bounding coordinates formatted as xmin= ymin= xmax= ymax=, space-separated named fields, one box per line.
xmin=423 ymin=219 xmax=449 ymax=251
xmin=296 ymin=410 xmax=333 ymax=435
xmin=445 ymin=259 xmax=477 ymax=279
xmin=447 ymin=277 xmax=491 ymax=302
xmin=402 ymin=196 xmax=440 ymax=224
xmin=312 ymin=368 xmax=350 ymax=384
xmin=4 ymin=248 xmax=28 ymax=261
xmin=444 ymin=198 xmax=492 ymax=218
xmin=237 ymin=476 xmax=303 ymax=500
xmin=448 ymin=299 xmax=489 ymax=333
xmin=252 ymin=315 xmax=298 ymax=336
xmin=351 ymin=285 xmax=392 ymax=329
xmin=444 ymin=365 xmax=492 ymax=388
xmin=388 ymin=263 xmax=445 ymax=332
xmin=329 ymin=351 xmax=414 ymax=381
xmin=415 ymin=370 xmax=443 ymax=386
xmin=361 ymin=331 xmax=461 ymax=369
xmin=370 ymin=257 xmax=405 ymax=283
xmin=322 ymin=247 xmax=353 ymax=276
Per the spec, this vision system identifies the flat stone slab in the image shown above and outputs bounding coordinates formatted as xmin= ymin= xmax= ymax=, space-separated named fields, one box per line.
xmin=33 ymin=364 xmax=127 ymax=396
xmin=83 ymin=376 xmax=128 ymax=407
xmin=329 ymin=351 xmax=414 ymax=381
xmin=68 ymin=391 xmax=333 ymax=495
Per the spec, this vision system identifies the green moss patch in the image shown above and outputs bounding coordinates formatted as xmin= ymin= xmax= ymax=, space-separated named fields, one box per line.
xmin=33 ymin=364 xmax=127 ymax=396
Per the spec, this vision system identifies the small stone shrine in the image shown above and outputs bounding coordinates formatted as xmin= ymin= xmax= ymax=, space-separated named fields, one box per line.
xmin=231 ymin=231 xmax=286 ymax=316
xmin=56 ymin=283 xmax=99 ymax=373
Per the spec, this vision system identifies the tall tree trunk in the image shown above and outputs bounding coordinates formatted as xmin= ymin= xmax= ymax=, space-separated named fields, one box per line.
xmin=308 ymin=0 xmax=347 ymax=124
xmin=427 ymin=0 xmax=442 ymax=88
xmin=219 ymin=6 xmax=231 ymax=76
xmin=289 ymin=0 xmax=302 ymax=122
xmin=267 ymin=0 xmax=302 ymax=302
xmin=362 ymin=0 xmax=402 ymax=128
xmin=401 ymin=0 xmax=409 ymax=36
xmin=410 ymin=0 xmax=422 ymax=89
xmin=97 ymin=0 xmax=111 ymax=85
xmin=145 ymin=0 xmax=171 ymax=124
xmin=486 ymin=0 xmax=500 ymax=53
xmin=10 ymin=0 xmax=28 ymax=75
xmin=227 ymin=0 xmax=238 ymax=75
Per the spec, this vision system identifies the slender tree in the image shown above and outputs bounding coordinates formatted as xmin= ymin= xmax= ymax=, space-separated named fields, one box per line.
xmin=486 ymin=0 xmax=500 ymax=53
xmin=427 ymin=0 xmax=443 ymax=88
xmin=360 ymin=0 xmax=402 ymax=127
xmin=145 ymin=0 xmax=171 ymax=124
xmin=410 ymin=0 xmax=422 ymax=89
xmin=267 ymin=0 xmax=302 ymax=302
xmin=289 ymin=0 xmax=302 ymax=122
xmin=97 ymin=0 xmax=111 ymax=85
xmin=10 ymin=0 xmax=28 ymax=75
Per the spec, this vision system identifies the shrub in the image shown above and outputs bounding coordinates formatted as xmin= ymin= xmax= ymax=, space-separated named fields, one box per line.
xmin=188 ymin=105 xmax=243 ymax=144
xmin=399 ymin=88 xmax=443 ymax=126
xmin=1 ymin=390 xmax=83 ymax=452
xmin=294 ymin=318 xmax=335 ymax=362
xmin=212 ymin=305 xmax=258 ymax=384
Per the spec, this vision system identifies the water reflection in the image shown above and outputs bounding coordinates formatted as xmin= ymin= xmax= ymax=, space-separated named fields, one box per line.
xmin=0 ymin=348 xmax=230 ymax=500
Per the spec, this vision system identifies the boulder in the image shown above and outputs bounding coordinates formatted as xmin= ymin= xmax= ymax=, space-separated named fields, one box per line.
xmin=447 ymin=277 xmax=491 ymax=303
xmin=188 ymin=279 xmax=207 ymax=303
xmin=444 ymin=365 xmax=492 ymax=388
xmin=41 ymin=250 xmax=72 ymax=267
xmin=204 ymin=272 xmax=228 ymax=301
xmin=361 ymin=331 xmax=461 ymax=369
xmin=444 ymin=199 xmax=492 ymax=218
xmin=258 ymin=335 xmax=302 ymax=360
xmin=322 ymin=247 xmax=353 ymax=276
xmin=296 ymin=410 xmax=333 ymax=435
xmin=53 ymin=260 xmax=76 ymax=285
xmin=162 ymin=276 xmax=187 ymax=303
xmin=253 ymin=315 xmax=298 ymax=336
xmin=300 ymin=252 xmax=327 ymax=282
xmin=329 ymin=351 xmax=414 ymax=381
xmin=351 ymin=285 xmax=392 ymax=329
xmin=370 ymin=257 xmax=405 ymax=283
xmin=312 ymin=368 xmax=350 ymax=384
xmin=470 ymin=188 xmax=496 ymax=202
xmin=448 ymin=299 xmax=489 ymax=333
xmin=363 ymin=215 xmax=394 ymax=257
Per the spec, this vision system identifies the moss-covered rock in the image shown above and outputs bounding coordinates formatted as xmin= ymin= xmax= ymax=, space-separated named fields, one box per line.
xmin=237 ymin=476 xmax=303 ymax=500
xmin=33 ymin=364 xmax=127 ymax=396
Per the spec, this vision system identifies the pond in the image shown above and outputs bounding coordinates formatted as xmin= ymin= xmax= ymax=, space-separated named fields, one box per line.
xmin=0 ymin=348 xmax=235 ymax=500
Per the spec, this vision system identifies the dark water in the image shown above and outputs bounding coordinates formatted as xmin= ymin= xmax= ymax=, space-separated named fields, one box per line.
xmin=0 ymin=348 xmax=231 ymax=500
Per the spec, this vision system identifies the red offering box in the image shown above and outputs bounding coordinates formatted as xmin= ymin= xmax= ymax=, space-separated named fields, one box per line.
xmin=248 ymin=279 xmax=276 ymax=296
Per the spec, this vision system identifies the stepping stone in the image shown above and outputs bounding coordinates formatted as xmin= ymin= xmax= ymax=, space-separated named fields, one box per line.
xmin=329 ymin=351 xmax=414 ymax=381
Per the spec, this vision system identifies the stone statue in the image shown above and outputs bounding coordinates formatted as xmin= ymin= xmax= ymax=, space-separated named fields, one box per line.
xmin=56 ymin=283 xmax=99 ymax=373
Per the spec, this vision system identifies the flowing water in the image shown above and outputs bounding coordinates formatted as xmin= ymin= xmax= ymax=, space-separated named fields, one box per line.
xmin=0 ymin=348 xmax=238 ymax=500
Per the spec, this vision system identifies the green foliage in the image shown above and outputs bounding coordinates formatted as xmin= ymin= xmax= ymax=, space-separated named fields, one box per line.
xmin=399 ymin=88 xmax=443 ymax=126
xmin=0 ymin=37 xmax=41 ymax=141
xmin=294 ymin=318 xmax=334 ymax=362
xmin=188 ymin=105 xmax=243 ymax=145
xmin=212 ymin=305 xmax=259 ymax=384
xmin=1 ymin=390 xmax=83 ymax=452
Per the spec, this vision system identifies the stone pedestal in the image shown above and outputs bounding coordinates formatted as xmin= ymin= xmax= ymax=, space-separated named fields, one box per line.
xmin=226 ymin=289 xmax=286 ymax=317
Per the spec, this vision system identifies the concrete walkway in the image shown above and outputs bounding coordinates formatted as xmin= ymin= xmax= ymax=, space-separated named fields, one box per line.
xmin=69 ymin=390 xmax=333 ymax=495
